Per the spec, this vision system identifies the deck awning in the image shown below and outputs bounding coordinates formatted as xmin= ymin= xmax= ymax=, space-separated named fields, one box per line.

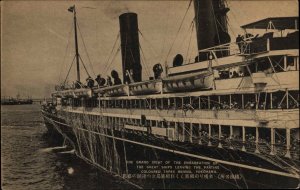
xmin=241 ymin=17 xmax=299 ymax=30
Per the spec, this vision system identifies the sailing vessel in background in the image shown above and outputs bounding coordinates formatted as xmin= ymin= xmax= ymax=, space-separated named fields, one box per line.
xmin=42 ymin=0 xmax=299 ymax=188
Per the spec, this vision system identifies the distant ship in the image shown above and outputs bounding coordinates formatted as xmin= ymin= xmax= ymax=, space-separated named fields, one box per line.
xmin=1 ymin=95 xmax=33 ymax=105
xmin=42 ymin=0 xmax=299 ymax=188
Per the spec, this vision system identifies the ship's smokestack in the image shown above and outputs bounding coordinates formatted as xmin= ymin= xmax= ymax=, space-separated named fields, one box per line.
xmin=119 ymin=12 xmax=142 ymax=83
xmin=194 ymin=0 xmax=230 ymax=61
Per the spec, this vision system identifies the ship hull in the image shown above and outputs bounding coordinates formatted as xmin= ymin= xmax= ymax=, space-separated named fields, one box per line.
xmin=42 ymin=111 xmax=299 ymax=189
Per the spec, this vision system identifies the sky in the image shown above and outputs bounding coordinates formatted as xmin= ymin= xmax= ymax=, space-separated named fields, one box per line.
xmin=1 ymin=0 xmax=298 ymax=98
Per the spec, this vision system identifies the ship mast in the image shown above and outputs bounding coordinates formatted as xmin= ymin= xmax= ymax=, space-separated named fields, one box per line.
xmin=69 ymin=5 xmax=80 ymax=82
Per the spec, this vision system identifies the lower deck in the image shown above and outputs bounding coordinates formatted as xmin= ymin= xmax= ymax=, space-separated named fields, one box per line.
xmin=42 ymin=109 xmax=300 ymax=186
xmin=43 ymin=108 xmax=300 ymax=161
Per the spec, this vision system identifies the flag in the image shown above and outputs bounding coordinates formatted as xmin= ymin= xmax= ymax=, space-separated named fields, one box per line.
xmin=68 ymin=6 xmax=75 ymax=13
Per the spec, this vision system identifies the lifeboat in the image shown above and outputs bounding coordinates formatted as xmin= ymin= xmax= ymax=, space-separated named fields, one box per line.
xmin=163 ymin=71 xmax=214 ymax=92
xmin=252 ymin=72 xmax=268 ymax=91
xmin=52 ymin=88 xmax=92 ymax=98
xmin=73 ymin=88 xmax=92 ymax=98
xmin=129 ymin=80 xmax=162 ymax=95
xmin=51 ymin=91 xmax=62 ymax=97
xmin=61 ymin=89 xmax=74 ymax=98
xmin=52 ymin=90 xmax=73 ymax=98
xmin=94 ymin=84 xmax=129 ymax=97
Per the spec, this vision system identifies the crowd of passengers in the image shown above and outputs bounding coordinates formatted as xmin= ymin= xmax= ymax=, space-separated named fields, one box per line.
xmin=235 ymin=30 xmax=299 ymax=53
xmin=57 ymin=57 xmax=297 ymax=91
xmin=215 ymin=58 xmax=297 ymax=80
xmin=179 ymin=130 xmax=299 ymax=154
xmin=101 ymin=96 xmax=298 ymax=110
xmin=59 ymin=67 xmax=160 ymax=90
xmin=42 ymin=102 xmax=57 ymax=114
xmin=55 ymin=32 xmax=298 ymax=91
xmin=64 ymin=92 xmax=299 ymax=110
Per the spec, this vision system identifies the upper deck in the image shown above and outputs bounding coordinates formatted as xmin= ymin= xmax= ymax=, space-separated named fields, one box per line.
xmin=169 ymin=17 xmax=299 ymax=76
xmin=52 ymin=17 xmax=299 ymax=99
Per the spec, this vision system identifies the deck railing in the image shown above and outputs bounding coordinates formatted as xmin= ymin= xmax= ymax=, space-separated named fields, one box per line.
xmin=198 ymin=34 xmax=299 ymax=59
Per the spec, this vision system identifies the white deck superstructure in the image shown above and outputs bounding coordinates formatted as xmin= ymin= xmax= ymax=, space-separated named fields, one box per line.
xmin=44 ymin=15 xmax=299 ymax=182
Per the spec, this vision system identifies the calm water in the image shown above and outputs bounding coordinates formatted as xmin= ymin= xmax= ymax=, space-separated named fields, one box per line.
xmin=1 ymin=104 xmax=135 ymax=190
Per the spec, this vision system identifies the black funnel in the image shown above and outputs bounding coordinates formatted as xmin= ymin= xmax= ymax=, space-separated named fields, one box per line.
xmin=194 ymin=0 xmax=230 ymax=61
xmin=119 ymin=12 xmax=142 ymax=83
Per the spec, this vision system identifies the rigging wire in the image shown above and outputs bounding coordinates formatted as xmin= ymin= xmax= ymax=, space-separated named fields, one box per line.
xmin=139 ymin=54 xmax=149 ymax=79
xmin=56 ymin=0 xmax=299 ymax=180
xmin=185 ymin=21 xmax=195 ymax=63
xmin=76 ymin=20 xmax=96 ymax=77
xmin=136 ymin=116 xmax=298 ymax=178
xmin=226 ymin=0 xmax=243 ymax=36
xmin=211 ymin=2 xmax=222 ymax=49
xmin=79 ymin=55 xmax=91 ymax=77
xmin=139 ymin=44 xmax=152 ymax=79
xmin=138 ymin=29 xmax=159 ymax=58
xmin=58 ymin=24 xmax=74 ymax=84
xmin=77 ymin=90 xmax=298 ymax=174
xmin=226 ymin=16 xmax=237 ymax=38
xmin=177 ymin=20 xmax=194 ymax=48
xmin=105 ymin=46 xmax=121 ymax=75
xmin=215 ymin=16 xmax=227 ymax=35
xmin=159 ymin=2 xmax=172 ymax=64
xmin=49 ymin=111 xmax=300 ymax=183
xmin=164 ymin=0 xmax=192 ymax=64
xmin=103 ymin=33 xmax=120 ymax=75
xmin=63 ymin=55 xmax=76 ymax=85
xmin=121 ymin=34 xmax=128 ymax=77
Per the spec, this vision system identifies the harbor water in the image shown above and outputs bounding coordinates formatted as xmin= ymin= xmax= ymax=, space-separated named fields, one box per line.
xmin=1 ymin=104 xmax=135 ymax=190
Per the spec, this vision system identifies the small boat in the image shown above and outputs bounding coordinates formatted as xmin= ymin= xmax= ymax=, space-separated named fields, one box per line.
xmin=94 ymin=84 xmax=129 ymax=97
xmin=163 ymin=71 xmax=214 ymax=92
xmin=129 ymin=79 xmax=162 ymax=95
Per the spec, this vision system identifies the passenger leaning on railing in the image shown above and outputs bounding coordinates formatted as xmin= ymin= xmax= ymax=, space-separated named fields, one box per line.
xmin=245 ymin=101 xmax=256 ymax=109
xmin=236 ymin=34 xmax=244 ymax=53
xmin=286 ymin=61 xmax=296 ymax=71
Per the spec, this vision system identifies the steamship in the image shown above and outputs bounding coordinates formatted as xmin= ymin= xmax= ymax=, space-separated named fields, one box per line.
xmin=42 ymin=1 xmax=299 ymax=188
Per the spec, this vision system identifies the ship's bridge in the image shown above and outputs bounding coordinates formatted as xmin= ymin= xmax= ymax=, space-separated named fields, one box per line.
xmin=241 ymin=17 xmax=298 ymax=31
xmin=240 ymin=16 xmax=299 ymax=54
xmin=168 ymin=17 xmax=299 ymax=76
